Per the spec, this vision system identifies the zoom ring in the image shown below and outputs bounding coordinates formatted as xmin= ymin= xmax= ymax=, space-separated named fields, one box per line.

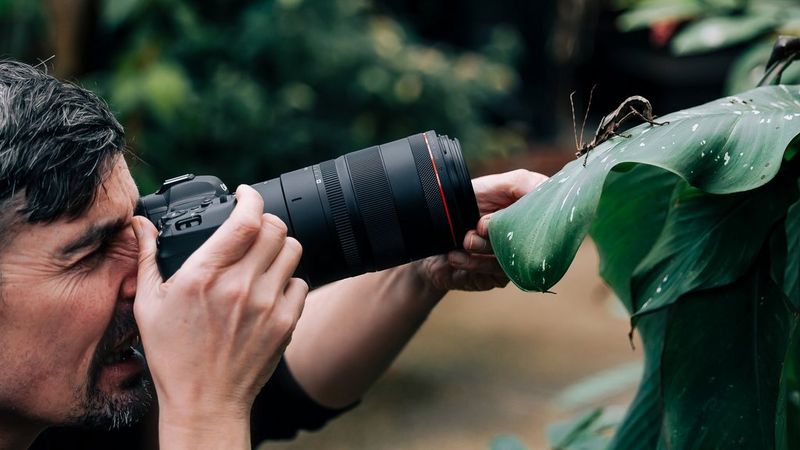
xmin=320 ymin=160 xmax=362 ymax=269
xmin=346 ymin=148 xmax=405 ymax=264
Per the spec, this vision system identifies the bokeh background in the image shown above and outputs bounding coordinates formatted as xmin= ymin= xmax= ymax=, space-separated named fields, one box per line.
xmin=2 ymin=0 xmax=798 ymax=448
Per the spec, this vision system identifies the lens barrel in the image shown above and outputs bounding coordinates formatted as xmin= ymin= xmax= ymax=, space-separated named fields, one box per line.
xmin=252 ymin=130 xmax=479 ymax=287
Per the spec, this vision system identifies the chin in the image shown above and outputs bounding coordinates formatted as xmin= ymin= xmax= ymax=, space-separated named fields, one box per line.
xmin=71 ymin=350 xmax=154 ymax=430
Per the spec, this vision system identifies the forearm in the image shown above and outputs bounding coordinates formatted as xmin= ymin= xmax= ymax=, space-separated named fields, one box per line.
xmin=284 ymin=261 xmax=446 ymax=408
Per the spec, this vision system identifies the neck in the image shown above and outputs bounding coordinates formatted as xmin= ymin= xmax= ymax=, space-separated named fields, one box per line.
xmin=0 ymin=414 xmax=44 ymax=450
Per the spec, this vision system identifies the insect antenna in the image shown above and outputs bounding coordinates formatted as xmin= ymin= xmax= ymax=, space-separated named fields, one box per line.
xmin=570 ymin=91 xmax=580 ymax=149
xmin=579 ymin=83 xmax=597 ymax=151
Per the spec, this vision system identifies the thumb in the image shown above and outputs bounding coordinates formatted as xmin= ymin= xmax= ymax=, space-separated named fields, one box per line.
xmin=132 ymin=216 xmax=163 ymax=295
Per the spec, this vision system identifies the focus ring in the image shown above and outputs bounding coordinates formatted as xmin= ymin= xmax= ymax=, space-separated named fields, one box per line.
xmin=346 ymin=148 xmax=405 ymax=265
xmin=320 ymin=160 xmax=361 ymax=269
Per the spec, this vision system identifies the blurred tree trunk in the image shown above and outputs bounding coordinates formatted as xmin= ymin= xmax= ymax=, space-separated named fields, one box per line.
xmin=42 ymin=0 xmax=93 ymax=78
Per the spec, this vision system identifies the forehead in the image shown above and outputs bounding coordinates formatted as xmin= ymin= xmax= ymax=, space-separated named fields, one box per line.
xmin=89 ymin=157 xmax=139 ymax=217
xmin=16 ymin=157 xmax=137 ymax=235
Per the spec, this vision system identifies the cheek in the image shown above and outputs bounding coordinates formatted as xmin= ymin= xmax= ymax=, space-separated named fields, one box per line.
xmin=0 ymin=277 xmax=114 ymax=418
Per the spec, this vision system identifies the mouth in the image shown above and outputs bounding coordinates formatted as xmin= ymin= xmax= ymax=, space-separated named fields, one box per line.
xmin=101 ymin=332 xmax=141 ymax=366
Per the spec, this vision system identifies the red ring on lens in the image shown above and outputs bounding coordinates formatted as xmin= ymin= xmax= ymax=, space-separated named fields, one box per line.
xmin=423 ymin=133 xmax=457 ymax=247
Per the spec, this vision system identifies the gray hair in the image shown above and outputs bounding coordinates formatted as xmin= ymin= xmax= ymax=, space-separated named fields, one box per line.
xmin=0 ymin=60 xmax=125 ymax=237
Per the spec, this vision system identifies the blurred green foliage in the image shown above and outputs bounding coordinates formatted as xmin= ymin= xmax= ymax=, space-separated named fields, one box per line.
xmin=0 ymin=0 xmax=45 ymax=58
xmin=2 ymin=0 xmax=525 ymax=192
xmin=613 ymin=0 xmax=800 ymax=95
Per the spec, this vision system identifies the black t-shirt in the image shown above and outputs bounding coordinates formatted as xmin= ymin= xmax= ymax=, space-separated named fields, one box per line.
xmin=29 ymin=359 xmax=352 ymax=449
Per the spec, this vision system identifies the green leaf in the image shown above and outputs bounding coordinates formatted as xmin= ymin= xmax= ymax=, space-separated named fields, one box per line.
xmin=616 ymin=1 xmax=704 ymax=33
xmin=785 ymin=181 xmax=800 ymax=309
xmin=777 ymin=322 xmax=800 ymax=449
xmin=725 ymin=39 xmax=775 ymax=95
xmin=671 ymin=15 xmax=778 ymax=56
xmin=630 ymin=176 xmax=795 ymax=317
xmin=547 ymin=407 xmax=618 ymax=450
xmin=590 ymin=164 xmax=679 ymax=312
xmin=490 ymin=85 xmax=800 ymax=292
xmin=606 ymin=313 xmax=668 ymax=450
xmin=101 ymin=0 xmax=144 ymax=29
xmin=657 ymin=265 xmax=796 ymax=449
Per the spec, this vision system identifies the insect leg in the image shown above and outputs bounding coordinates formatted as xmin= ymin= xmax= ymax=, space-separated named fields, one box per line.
xmin=628 ymin=107 xmax=669 ymax=126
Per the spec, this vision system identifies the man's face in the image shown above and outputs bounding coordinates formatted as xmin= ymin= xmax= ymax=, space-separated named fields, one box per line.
xmin=0 ymin=157 xmax=151 ymax=428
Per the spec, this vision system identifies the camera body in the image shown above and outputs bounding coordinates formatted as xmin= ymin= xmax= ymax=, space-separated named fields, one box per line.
xmin=136 ymin=131 xmax=479 ymax=288
xmin=136 ymin=174 xmax=244 ymax=280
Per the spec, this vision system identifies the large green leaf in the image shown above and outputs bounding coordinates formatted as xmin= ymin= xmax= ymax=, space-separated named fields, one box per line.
xmin=629 ymin=176 xmax=795 ymax=317
xmin=615 ymin=1 xmax=704 ymax=33
xmin=670 ymin=15 xmax=778 ymax=56
xmin=606 ymin=312 xmax=668 ymax=450
xmin=657 ymin=264 xmax=796 ymax=449
xmin=784 ymin=182 xmax=800 ymax=309
xmin=490 ymin=85 xmax=800 ymax=292
xmin=590 ymin=164 xmax=679 ymax=312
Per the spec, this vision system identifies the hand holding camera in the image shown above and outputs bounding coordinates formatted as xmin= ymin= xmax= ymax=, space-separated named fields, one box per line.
xmin=131 ymin=185 xmax=307 ymax=446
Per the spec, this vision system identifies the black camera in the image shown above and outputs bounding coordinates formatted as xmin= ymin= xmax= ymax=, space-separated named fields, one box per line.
xmin=135 ymin=131 xmax=480 ymax=288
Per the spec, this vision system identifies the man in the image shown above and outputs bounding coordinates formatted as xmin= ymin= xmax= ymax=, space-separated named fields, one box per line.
xmin=0 ymin=60 xmax=547 ymax=449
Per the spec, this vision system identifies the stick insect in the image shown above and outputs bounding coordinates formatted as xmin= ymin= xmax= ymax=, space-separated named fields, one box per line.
xmin=571 ymin=86 xmax=668 ymax=167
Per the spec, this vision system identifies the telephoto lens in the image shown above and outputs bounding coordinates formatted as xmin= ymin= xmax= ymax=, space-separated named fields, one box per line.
xmin=137 ymin=130 xmax=480 ymax=287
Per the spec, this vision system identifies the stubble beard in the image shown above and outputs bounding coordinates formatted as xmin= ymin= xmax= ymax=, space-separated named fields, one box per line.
xmin=68 ymin=308 xmax=154 ymax=430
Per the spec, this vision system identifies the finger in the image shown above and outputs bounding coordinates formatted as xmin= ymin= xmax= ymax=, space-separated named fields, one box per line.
xmin=284 ymin=278 xmax=309 ymax=312
xmin=476 ymin=214 xmax=492 ymax=237
xmin=259 ymin=237 xmax=304 ymax=299
xmin=132 ymin=216 xmax=163 ymax=295
xmin=463 ymin=230 xmax=492 ymax=254
xmin=450 ymin=270 xmax=503 ymax=291
xmin=448 ymin=252 xmax=504 ymax=274
xmin=492 ymin=273 xmax=510 ymax=288
xmin=274 ymin=278 xmax=308 ymax=344
xmin=506 ymin=169 xmax=549 ymax=201
xmin=236 ymin=213 xmax=290 ymax=278
xmin=185 ymin=185 xmax=264 ymax=269
xmin=472 ymin=169 xmax=549 ymax=214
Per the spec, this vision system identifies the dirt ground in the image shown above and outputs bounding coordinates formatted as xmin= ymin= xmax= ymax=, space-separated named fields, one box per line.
xmin=265 ymin=239 xmax=644 ymax=450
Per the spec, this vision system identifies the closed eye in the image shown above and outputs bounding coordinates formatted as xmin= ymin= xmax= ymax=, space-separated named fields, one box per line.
xmin=72 ymin=237 xmax=115 ymax=271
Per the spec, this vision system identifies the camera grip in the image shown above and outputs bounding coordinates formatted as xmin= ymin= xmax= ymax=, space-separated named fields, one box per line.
xmin=155 ymin=197 xmax=236 ymax=279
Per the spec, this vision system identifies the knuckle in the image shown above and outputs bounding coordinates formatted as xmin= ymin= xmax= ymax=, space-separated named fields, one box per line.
xmin=284 ymin=237 xmax=303 ymax=259
xmin=293 ymin=277 xmax=309 ymax=296
xmin=512 ymin=168 xmax=530 ymax=177
xmin=237 ymin=184 xmax=264 ymax=205
xmin=232 ymin=215 xmax=262 ymax=240
xmin=274 ymin=310 xmax=298 ymax=338
xmin=219 ymin=280 xmax=251 ymax=303
xmin=262 ymin=214 xmax=289 ymax=238
xmin=177 ymin=271 xmax=215 ymax=295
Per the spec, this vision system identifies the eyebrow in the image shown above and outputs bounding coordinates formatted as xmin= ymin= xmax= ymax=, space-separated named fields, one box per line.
xmin=58 ymin=218 xmax=129 ymax=258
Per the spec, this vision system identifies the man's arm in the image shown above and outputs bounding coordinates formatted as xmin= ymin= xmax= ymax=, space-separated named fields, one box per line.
xmin=285 ymin=169 xmax=548 ymax=409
